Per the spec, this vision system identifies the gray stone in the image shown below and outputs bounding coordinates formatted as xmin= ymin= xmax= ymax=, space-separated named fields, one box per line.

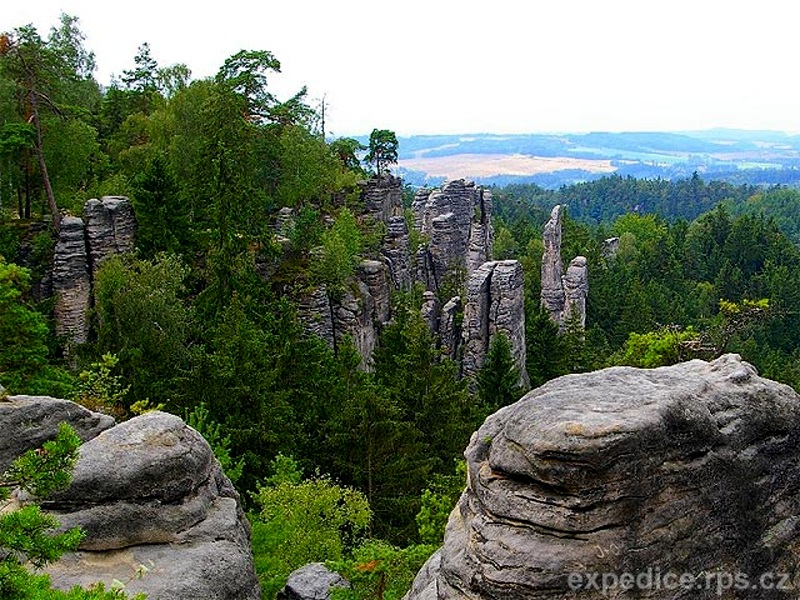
xmin=402 ymin=551 xmax=441 ymax=600
xmin=562 ymin=255 xmax=588 ymax=330
xmin=278 ymin=562 xmax=349 ymax=600
xmin=382 ymin=215 xmax=412 ymax=291
xmin=361 ymin=174 xmax=403 ymax=223
xmin=421 ymin=291 xmax=440 ymax=334
xmin=297 ymin=285 xmax=335 ymax=348
xmin=461 ymin=261 xmax=528 ymax=388
xmin=358 ymin=259 xmax=391 ymax=325
xmin=439 ymin=297 xmax=462 ymax=361
xmin=45 ymin=410 xmax=260 ymax=600
xmin=83 ymin=196 xmax=136 ymax=278
xmin=52 ymin=216 xmax=91 ymax=347
xmin=406 ymin=355 xmax=800 ymax=599
xmin=0 ymin=395 xmax=114 ymax=473
xmin=540 ymin=205 xmax=564 ymax=323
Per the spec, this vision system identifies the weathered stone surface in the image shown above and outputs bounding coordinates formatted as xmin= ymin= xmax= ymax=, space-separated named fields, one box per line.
xmin=411 ymin=180 xmax=492 ymax=292
xmin=278 ymin=562 xmax=349 ymax=600
xmin=562 ymin=255 xmax=588 ymax=330
xmin=383 ymin=215 xmax=412 ymax=291
xmin=362 ymin=174 xmax=403 ymax=223
xmin=43 ymin=410 xmax=260 ymax=600
xmin=297 ymin=285 xmax=335 ymax=348
xmin=460 ymin=263 xmax=493 ymax=381
xmin=461 ymin=261 xmax=528 ymax=388
xmin=359 ymin=259 xmax=391 ymax=325
xmin=421 ymin=291 xmax=440 ymax=334
xmin=0 ymin=395 xmax=114 ymax=473
xmin=333 ymin=281 xmax=377 ymax=370
xmin=52 ymin=216 xmax=91 ymax=346
xmin=407 ymin=355 xmax=800 ymax=599
xmin=487 ymin=261 xmax=529 ymax=388
xmin=402 ymin=551 xmax=441 ymax=600
xmin=439 ymin=297 xmax=462 ymax=361
xmin=540 ymin=205 xmax=564 ymax=323
xmin=83 ymin=196 xmax=136 ymax=277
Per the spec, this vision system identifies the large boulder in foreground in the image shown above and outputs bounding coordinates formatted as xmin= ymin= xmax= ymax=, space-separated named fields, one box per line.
xmin=405 ymin=355 xmax=800 ymax=599
xmin=0 ymin=398 xmax=261 ymax=600
xmin=0 ymin=395 xmax=114 ymax=473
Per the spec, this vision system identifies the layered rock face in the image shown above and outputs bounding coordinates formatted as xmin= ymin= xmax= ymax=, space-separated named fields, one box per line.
xmin=52 ymin=197 xmax=137 ymax=349
xmin=83 ymin=196 xmax=137 ymax=277
xmin=53 ymin=216 xmax=92 ymax=346
xmin=362 ymin=174 xmax=403 ymax=223
xmin=0 ymin=396 xmax=261 ymax=600
xmin=405 ymin=355 xmax=800 ymax=599
xmin=411 ymin=180 xmax=493 ymax=292
xmin=461 ymin=261 xmax=529 ymax=388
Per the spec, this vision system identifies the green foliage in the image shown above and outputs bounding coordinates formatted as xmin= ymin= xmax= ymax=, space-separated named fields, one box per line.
xmin=329 ymin=541 xmax=437 ymax=600
xmin=93 ymin=253 xmax=191 ymax=407
xmin=250 ymin=455 xmax=371 ymax=599
xmin=476 ymin=332 xmax=523 ymax=413
xmin=612 ymin=326 xmax=701 ymax=368
xmin=312 ymin=207 xmax=363 ymax=297
xmin=364 ymin=129 xmax=398 ymax=177
xmin=71 ymin=353 xmax=129 ymax=418
xmin=0 ymin=258 xmax=73 ymax=396
xmin=415 ymin=461 xmax=465 ymax=545
xmin=185 ymin=403 xmax=244 ymax=484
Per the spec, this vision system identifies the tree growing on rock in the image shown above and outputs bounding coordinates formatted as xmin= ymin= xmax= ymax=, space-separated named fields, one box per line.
xmin=364 ymin=129 xmax=398 ymax=177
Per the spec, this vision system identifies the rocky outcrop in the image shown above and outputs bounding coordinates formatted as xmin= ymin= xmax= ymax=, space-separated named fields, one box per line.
xmin=411 ymin=180 xmax=493 ymax=293
xmin=540 ymin=205 xmax=588 ymax=331
xmin=461 ymin=261 xmax=529 ymax=388
xmin=278 ymin=563 xmax=349 ymax=600
xmin=562 ymin=255 xmax=588 ymax=329
xmin=0 ymin=395 xmax=114 ymax=473
xmin=83 ymin=196 xmax=137 ymax=278
xmin=405 ymin=355 xmax=800 ymax=599
xmin=51 ymin=197 xmax=137 ymax=350
xmin=359 ymin=260 xmax=391 ymax=325
xmin=16 ymin=407 xmax=262 ymax=600
xmin=362 ymin=174 xmax=403 ymax=223
xmin=439 ymin=297 xmax=462 ymax=361
xmin=382 ymin=215 xmax=412 ymax=291
xmin=52 ymin=216 xmax=91 ymax=346
xmin=540 ymin=205 xmax=564 ymax=323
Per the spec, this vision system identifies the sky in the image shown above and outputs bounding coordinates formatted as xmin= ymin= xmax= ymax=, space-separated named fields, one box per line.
xmin=4 ymin=0 xmax=799 ymax=137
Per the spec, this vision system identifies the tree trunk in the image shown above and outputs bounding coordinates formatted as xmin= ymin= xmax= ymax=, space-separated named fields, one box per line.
xmin=29 ymin=92 xmax=60 ymax=232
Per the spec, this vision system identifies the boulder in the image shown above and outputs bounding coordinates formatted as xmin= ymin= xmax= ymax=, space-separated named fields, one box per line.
xmin=406 ymin=355 xmax=800 ymax=599
xmin=0 ymin=395 xmax=114 ymax=473
xmin=37 ymin=409 xmax=260 ymax=600
xmin=278 ymin=562 xmax=349 ymax=600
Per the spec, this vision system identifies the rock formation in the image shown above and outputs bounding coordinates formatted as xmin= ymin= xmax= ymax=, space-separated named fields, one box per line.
xmin=278 ymin=563 xmax=349 ymax=600
xmin=0 ymin=396 xmax=261 ymax=600
xmin=0 ymin=395 xmax=114 ymax=473
xmin=83 ymin=196 xmax=137 ymax=278
xmin=540 ymin=205 xmax=588 ymax=331
xmin=562 ymin=255 xmax=588 ymax=329
xmin=461 ymin=261 xmax=529 ymax=388
xmin=52 ymin=197 xmax=137 ymax=350
xmin=405 ymin=355 xmax=800 ymax=599
xmin=411 ymin=180 xmax=493 ymax=293
xmin=382 ymin=215 xmax=412 ymax=291
xmin=52 ymin=216 xmax=92 ymax=347
xmin=362 ymin=174 xmax=403 ymax=223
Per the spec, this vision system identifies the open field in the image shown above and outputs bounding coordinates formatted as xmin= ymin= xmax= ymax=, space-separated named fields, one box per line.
xmin=398 ymin=153 xmax=617 ymax=180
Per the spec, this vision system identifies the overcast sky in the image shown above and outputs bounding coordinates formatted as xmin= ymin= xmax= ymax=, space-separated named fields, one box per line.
xmin=5 ymin=0 xmax=798 ymax=137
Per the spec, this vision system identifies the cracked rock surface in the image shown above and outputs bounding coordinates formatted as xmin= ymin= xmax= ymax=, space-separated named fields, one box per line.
xmin=405 ymin=355 xmax=800 ymax=599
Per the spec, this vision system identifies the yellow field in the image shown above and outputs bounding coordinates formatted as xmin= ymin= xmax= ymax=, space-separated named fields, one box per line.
xmin=398 ymin=153 xmax=617 ymax=180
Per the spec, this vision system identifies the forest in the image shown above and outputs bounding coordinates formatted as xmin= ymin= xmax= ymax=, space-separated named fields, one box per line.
xmin=3 ymin=14 xmax=800 ymax=600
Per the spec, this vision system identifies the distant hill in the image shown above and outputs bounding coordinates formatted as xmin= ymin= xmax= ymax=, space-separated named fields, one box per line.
xmin=371 ymin=130 xmax=800 ymax=188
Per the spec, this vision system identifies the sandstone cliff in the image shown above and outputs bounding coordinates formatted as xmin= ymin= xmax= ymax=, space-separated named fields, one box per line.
xmin=404 ymin=355 xmax=800 ymax=599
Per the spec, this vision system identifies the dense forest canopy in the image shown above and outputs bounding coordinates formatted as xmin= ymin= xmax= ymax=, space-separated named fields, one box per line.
xmin=4 ymin=13 xmax=800 ymax=599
